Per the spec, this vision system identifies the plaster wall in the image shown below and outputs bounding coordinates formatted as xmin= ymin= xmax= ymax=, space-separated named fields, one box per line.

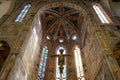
xmin=0 ymin=0 xmax=12 ymax=18
xmin=111 ymin=2 xmax=120 ymax=17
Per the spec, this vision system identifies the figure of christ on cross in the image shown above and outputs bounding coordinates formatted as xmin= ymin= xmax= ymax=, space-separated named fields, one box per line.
xmin=51 ymin=49 xmax=71 ymax=79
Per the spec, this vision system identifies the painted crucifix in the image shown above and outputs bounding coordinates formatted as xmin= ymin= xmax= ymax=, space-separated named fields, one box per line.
xmin=51 ymin=48 xmax=71 ymax=79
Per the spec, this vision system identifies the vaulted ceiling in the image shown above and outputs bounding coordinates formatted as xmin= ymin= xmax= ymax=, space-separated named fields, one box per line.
xmin=41 ymin=5 xmax=83 ymax=42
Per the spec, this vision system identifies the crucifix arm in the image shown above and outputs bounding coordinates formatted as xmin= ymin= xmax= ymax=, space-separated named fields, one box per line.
xmin=63 ymin=54 xmax=72 ymax=57
xmin=51 ymin=55 xmax=59 ymax=57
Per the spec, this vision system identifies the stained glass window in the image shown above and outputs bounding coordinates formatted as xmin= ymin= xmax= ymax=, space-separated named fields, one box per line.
xmin=15 ymin=4 xmax=31 ymax=22
xmin=74 ymin=46 xmax=85 ymax=80
xmin=93 ymin=4 xmax=110 ymax=23
xmin=56 ymin=47 xmax=66 ymax=80
xmin=38 ymin=46 xmax=48 ymax=80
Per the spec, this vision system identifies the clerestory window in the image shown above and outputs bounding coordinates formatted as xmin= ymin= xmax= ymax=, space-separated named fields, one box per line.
xmin=15 ymin=4 xmax=31 ymax=22
xmin=93 ymin=4 xmax=111 ymax=23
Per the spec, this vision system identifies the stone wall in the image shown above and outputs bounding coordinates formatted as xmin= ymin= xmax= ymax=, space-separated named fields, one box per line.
xmin=82 ymin=23 xmax=104 ymax=80
xmin=5 ymin=14 xmax=42 ymax=80
xmin=0 ymin=0 xmax=12 ymax=18
xmin=81 ymin=14 xmax=120 ymax=80
xmin=95 ymin=60 xmax=114 ymax=80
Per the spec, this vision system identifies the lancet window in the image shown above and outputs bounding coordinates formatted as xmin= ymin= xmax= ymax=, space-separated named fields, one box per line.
xmin=15 ymin=4 xmax=31 ymax=22
xmin=93 ymin=4 xmax=111 ymax=23
xmin=74 ymin=46 xmax=85 ymax=80
xmin=38 ymin=46 xmax=48 ymax=80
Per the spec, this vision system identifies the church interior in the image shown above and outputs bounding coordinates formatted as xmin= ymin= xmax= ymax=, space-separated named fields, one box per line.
xmin=0 ymin=0 xmax=120 ymax=80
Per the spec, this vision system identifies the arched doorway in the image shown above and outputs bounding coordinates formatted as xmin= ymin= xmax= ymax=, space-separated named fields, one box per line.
xmin=0 ymin=41 xmax=10 ymax=71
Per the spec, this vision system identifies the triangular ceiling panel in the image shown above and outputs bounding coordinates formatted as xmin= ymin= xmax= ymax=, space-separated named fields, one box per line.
xmin=42 ymin=6 xmax=82 ymax=41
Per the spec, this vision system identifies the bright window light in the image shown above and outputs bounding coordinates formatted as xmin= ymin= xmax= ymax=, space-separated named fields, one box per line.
xmin=72 ymin=35 xmax=77 ymax=40
xmin=59 ymin=39 xmax=64 ymax=43
xmin=15 ymin=4 xmax=31 ymax=22
xmin=93 ymin=5 xmax=110 ymax=23
xmin=56 ymin=47 xmax=66 ymax=80
xmin=46 ymin=35 xmax=50 ymax=40
xmin=74 ymin=46 xmax=85 ymax=80
xmin=38 ymin=47 xmax=48 ymax=80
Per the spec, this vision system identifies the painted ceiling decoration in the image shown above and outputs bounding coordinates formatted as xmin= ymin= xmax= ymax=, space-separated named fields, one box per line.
xmin=42 ymin=5 xmax=82 ymax=42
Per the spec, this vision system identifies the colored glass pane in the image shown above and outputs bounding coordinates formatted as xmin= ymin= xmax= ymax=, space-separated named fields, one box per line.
xmin=93 ymin=5 xmax=109 ymax=23
xmin=15 ymin=4 xmax=31 ymax=22
xmin=38 ymin=47 xmax=48 ymax=80
xmin=74 ymin=46 xmax=85 ymax=80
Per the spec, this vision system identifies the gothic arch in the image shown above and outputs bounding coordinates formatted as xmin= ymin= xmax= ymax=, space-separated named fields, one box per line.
xmin=34 ymin=1 xmax=93 ymax=52
xmin=56 ymin=45 xmax=67 ymax=53
xmin=34 ymin=1 xmax=94 ymax=46
xmin=30 ymin=1 xmax=100 ymax=80
xmin=32 ymin=1 xmax=88 ymax=14
xmin=35 ymin=1 xmax=89 ymax=31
